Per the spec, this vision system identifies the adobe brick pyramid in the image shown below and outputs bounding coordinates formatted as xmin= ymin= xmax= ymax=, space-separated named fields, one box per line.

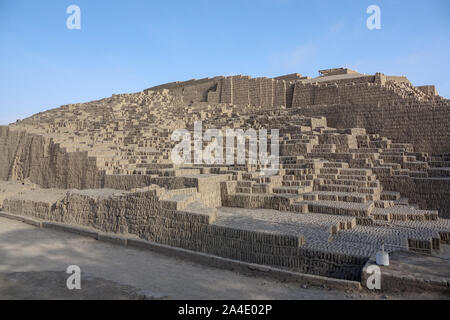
xmin=0 ymin=68 xmax=449 ymax=281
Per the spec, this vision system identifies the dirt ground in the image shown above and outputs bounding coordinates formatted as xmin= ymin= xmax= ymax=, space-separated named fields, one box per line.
xmin=0 ymin=217 xmax=447 ymax=300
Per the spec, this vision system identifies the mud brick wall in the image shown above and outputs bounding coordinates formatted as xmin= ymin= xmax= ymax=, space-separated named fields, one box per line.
xmin=412 ymin=179 xmax=450 ymax=219
xmin=211 ymin=76 xmax=293 ymax=108
xmin=274 ymin=73 xmax=304 ymax=81
xmin=416 ymin=85 xmax=438 ymax=96
xmin=3 ymin=188 xmax=205 ymax=235
xmin=223 ymin=193 xmax=274 ymax=209
xmin=337 ymin=75 xmax=377 ymax=85
xmin=144 ymin=76 xmax=223 ymax=92
xmin=0 ymin=127 xmax=104 ymax=189
xmin=147 ymin=76 xmax=298 ymax=109
xmin=145 ymin=77 xmax=223 ymax=101
xmin=232 ymin=76 xmax=251 ymax=105
xmin=220 ymin=77 xmax=233 ymax=104
xmin=294 ymin=102 xmax=450 ymax=154
xmin=314 ymin=84 xmax=340 ymax=105
xmin=385 ymin=75 xmax=411 ymax=84
xmin=274 ymin=80 xmax=287 ymax=107
xmin=292 ymin=83 xmax=315 ymax=106
xmin=2 ymin=198 xmax=55 ymax=219
xmin=3 ymin=187 xmax=368 ymax=280
xmin=180 ymin=80 xmax=219 ymax=104
xmin=292 ymin=81 xmax=413 ymax=108
xmin=280 ymin=143 xmax=312 ymax=156
xmin=0 ymin=126 xmax=13 ymax=180
xmin=249 ymin=78 xmax=261 ymax=106
xmin=104 ymin=175 xmax=191 ymax=191
xmin=184 ymin=175 xmax=228 ymax=208
xmin=318 ymin=133 xmax=358 ymax=152
xmin=200 ymin=225 xmax=366 ymax=281
xmin=207 ymin=81 xmax=222 ymax=103
xmin=285 ymin=83 xmax=295 ymax=108
xmin=380 ymin=176 xmax=450 ymax=219
xmin=260 ymin=78 xmax=274 ymax=107
xmin=104 ymin=174 xmax=226 ymax=207
xmin=292 ymin=76 xmax=381 ymax=107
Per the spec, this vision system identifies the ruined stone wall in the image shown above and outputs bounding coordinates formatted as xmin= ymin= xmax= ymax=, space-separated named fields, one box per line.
xmin=274 ymin=73 xmax=305 ymax=81
xmin=293 ymin=102 xmax=450 ymax=154
xmin=0 ymin=126 xmax=14 ymax=180
xmin=0 ymin=126 xmax=225 ymax=202
xmin=416 ymin=85 xmax=438 ymax=96
xmin=274 ymin=80 xmax=287 ymax=107
xmin=2 ymin=187 xmax=366 ymax=280
xmin=0 ymin=126 xmax=104 ymax=189
xmin=103 ymin=174 xmax=225 ymax=208
xmin=146 ymin=77 xmax=222 ymax=92
xmin=203 ymin=76 xmax=295 ymax=108
xmin=380 ymin=177 xmax=450 ymax=219
xmin=220 ymin=77 xmax=233 ymax=104
xmin=207 ymin=80 xmax=221 ymax=103
xmin=291 ymin=81 xmax=417 ymax=107
xmin=291 ymin=83 xmax=315 ymax=106
xmin=145 ymin=77 xmax=223 ymax=104
xmin=294 ymin=74 xmax=378 ymax=106
xmin=144 ymin=74 xmax=426 ymax=112
xmin=385 ymin=75 xmax=411 ymax=85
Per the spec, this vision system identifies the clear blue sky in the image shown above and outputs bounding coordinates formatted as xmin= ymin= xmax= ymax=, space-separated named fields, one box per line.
xmin=1 ymin=0 xmax=449 ymax=124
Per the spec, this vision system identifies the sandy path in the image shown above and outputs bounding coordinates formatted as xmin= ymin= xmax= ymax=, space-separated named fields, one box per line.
xmin=0 ymin=217 xmax=444 ymax=300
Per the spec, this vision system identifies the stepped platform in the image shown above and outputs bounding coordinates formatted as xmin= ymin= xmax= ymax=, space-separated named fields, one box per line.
xmin=0 ymin=68 xmax=449 ymax=287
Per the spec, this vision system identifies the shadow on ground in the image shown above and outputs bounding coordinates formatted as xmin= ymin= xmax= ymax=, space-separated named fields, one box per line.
xmin=0 ymin=271 xmax=167 ymax=300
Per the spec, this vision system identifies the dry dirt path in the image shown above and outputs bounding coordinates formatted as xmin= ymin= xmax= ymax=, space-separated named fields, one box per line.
xmin=0 ymin=217 xmax=444 ymax=300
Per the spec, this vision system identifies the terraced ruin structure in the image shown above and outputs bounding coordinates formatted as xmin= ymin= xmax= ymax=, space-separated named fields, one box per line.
xmin=1 ymin=68 xmax=449 ymax=288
